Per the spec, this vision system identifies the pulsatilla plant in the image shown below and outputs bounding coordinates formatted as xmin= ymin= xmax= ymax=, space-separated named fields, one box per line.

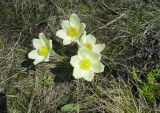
xmin=131 ymin=67 xmax=160 ymax=101
xmin=28 ymin=33 xmax=52 ymax=65
xmin=28 ymin=14 xmax=105 ymax=81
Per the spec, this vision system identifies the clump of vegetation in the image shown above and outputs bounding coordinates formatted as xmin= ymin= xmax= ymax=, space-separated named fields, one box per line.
xmin=0 ymin=0 xmax=160 ymax=113
xmin=139 ymin=67 xmax=160 ymax=101
xmin=131 ymin=67 xmax=160 ymax=101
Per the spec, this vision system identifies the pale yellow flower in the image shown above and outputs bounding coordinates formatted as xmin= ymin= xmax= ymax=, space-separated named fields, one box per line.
xmin=70 ymin=48 xmax=104 ymax=81
xmin=56 ymin=14 xmax=86 ymax=45
xmin=28 ymin=33 xmax=52 ymax=65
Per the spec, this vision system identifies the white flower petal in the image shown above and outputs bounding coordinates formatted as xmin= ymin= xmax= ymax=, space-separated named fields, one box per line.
xmin=28 ymin=50 xmax=39 ymax=59
xmin=89 ymin=51 xmax=101 ymax=63
xmin=80 ymin=31 xmax=87 ymax=45
xmin=39 ymin=33 xmax=48 ymax=45
xmin=63 ymin=38 xmax=72 ymax=45
xmin=49 ymin=40 xmax=52 ymax=50
xmin=28 ymin=50 xmax=45 ymax=65
xmin=56 ymin=30 xmax=67 ymax=40
xmin=73 ymin=67 xmax=83 ymax=79
xmin=69 ymin=14 xmax=80 ymax=28
xmin=33 ymin=56 xmax=45 ymax=65
xmin=61 ymin=20 xmax=70 ymax=31
xmin=83 ymin=70 xmax=94 ymax=81
xmin=44 ymin=52 xmax=51 ymax=62
xmin=44 ymin=56 xmax=49 ymax=62
xmin=91 ymin=62 xmax=105 ymax=73
xmin=33 ymin=39 xmax=43 ymax=49
xmin=78 ymin=23 xmax=86 ymax=37
xmin=78 ymin=48 xmax=89 ymax=59
xmin=86 ymin=34 xmax=96 ymax=45
xmin=94 ymin=44 xmax=105 ymax=53
xmin=56 ymin=29 xmax=73 ymax=45
xmin=70 ymin=55 xmax=80 ymax=68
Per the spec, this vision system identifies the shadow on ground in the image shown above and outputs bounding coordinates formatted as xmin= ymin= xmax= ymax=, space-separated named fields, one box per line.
xmin=50 ymin=61 xmax=74 ymax=83
xmin=0 ymin=93 xmax=7 ymax=113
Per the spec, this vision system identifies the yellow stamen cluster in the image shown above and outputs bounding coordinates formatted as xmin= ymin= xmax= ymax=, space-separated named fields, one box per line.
xmin=38 ymin=46 xmax=49 ymax=56
xmin=84 ymin=43 xmax=92 ymax=51
xmin=67 ymin=27 xmax=78 ymax=38
xmin=80 ymin=58 xmax=92 ymax=70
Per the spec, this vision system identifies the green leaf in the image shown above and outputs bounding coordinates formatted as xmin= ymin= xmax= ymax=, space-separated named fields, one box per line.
xmin=42 ymin=76 xmax=53 ymax=86
xmin=61 ymin=103 xmax=80 ymax=112
xmin=95 ymin=86 xmax=101 ymax=95
xmin=139 ymin=83 xmax=156 ymax=100
xmin=131 ymin=67 xmax=138 ymax=79
xmin=147 ymin=67 xmax=160 ymax=83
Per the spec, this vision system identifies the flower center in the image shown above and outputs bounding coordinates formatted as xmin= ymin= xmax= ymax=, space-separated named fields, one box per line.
xmin=80 ymin=58 xmax=92 ymax=70
xmin=67 ymin=27 xmax=78 ymax=38
xmin=38 ymin=46 xmax=49 ymax=56
xmin=84 ymin=43 xmax=92 ymax=51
